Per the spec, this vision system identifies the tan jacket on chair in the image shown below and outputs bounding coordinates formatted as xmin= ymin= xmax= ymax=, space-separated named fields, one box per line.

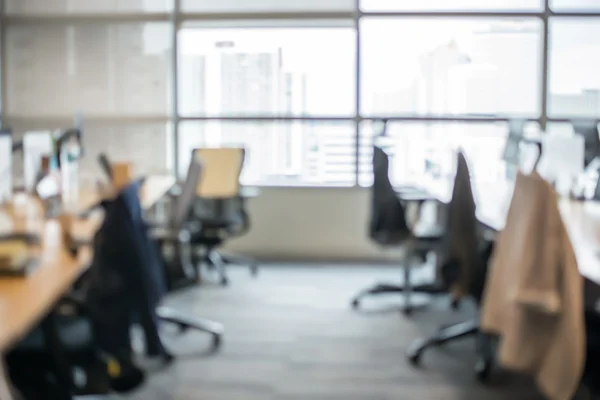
xmin=480 ymin=171 xmax=585 ymax=400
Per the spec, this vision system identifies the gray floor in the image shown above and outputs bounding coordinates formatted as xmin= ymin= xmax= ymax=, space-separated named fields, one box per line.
xmin=125 ymin=264 xmax=544 ymax=400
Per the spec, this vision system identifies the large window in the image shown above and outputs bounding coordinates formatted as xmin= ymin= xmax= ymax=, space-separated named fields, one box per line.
xmin=5 ymin=0 xmax=174 ymax=14
xmin=360 ymin=0 xmax=542 ymax=11
xmin=179 ymin=121 xmax=355 ymax=185
xmin=549 ymin=18 xmax=600 ymax=118
xmin=359 ymin=121 xmax=508 ymax=186
xmin=551 ymin=0 xmax=600 ymax=11
xmin=2 ymin=1 xmax=599 ymax=185
xmin=361 ymin=18 xmax=541 ymax=117
xmin=178 ymin=22 xmax=356 ymax=117
xmin=182 ymin=0 xmax=354 ymax=12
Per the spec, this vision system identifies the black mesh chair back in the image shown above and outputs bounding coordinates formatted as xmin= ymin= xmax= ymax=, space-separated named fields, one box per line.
xmin=171 ymin=157 xmax=203 ymax=230
xmin=369 ymin=145 xmax=411 ymax=246
xmin=440 ymin=151 xmax=484 ymax=302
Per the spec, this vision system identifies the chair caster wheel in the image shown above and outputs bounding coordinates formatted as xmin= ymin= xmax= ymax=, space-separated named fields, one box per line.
xmin=451 ymin=299 xmax=460 ymax=310
xmin=403 ymin=307 xmax=413 ymax=316
xmin=406 ymin=347 xmax=423 ymax=366
xmin=475 ymin=359 xmax=492 ymax=382
xmin=406 ymin=338 xmax=427 ymax=366
xmin=162 ymin=351 xmax=175 ymax=365
xmin=351 ymin=299 xmax=360 ymax=309
xmin=220 ymin=276 xmax=229 ymax=286
xmin=212 ymin=334 xmax=222 ymax=348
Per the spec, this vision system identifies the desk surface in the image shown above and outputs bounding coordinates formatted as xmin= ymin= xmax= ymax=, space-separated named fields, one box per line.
xmin=77 ymin=175 xmax=175 ymax=212
xmin=0 ymin=175 xmax=174 ymax=351
xmin=418 ymin=178 xmax=600 ymax=285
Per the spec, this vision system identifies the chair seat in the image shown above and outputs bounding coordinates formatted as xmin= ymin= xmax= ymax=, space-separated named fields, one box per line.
xmin=199 ymin=219 xmax=234 ymax=229
xmin=196 ymin=213 xmax=243 ymax=229
xmin=13 ymin=317 xmax=94 ymax=354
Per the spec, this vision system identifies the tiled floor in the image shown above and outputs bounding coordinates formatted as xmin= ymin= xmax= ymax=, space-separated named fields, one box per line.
xmin=125 ymin=264 xmax=543 ymax=400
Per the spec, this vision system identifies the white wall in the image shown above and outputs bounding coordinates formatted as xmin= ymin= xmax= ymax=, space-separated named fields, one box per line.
xmin=222 ymin=187 xmax=396 ymax=261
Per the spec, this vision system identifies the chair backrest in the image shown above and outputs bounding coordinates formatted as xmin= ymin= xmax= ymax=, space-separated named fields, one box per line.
xmin=369 ymin=145 xmax=411 ymax=246
xmin=193 ymin=147 xmax=245 ymax=198
xmin=171 ymin=157 xmax=203 ymax=229
xmin=440 ymin=151 xmax=482 ymax=301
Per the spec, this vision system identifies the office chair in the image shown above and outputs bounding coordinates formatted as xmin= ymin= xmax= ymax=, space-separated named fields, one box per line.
xmin=350 ymin=144 xmax=445 ymax=315
xmin=92 ymin=180 xmax=223 ymax=353
xmin=149 ymin=158 xmax=224 ymax=345
xmin=7 ymin=318 xmax=115 ymax=399
xmin=406 ymin=242 xmax=494 ymax=381
xmin=189 ymin=147 xmax=258 ymax=286
xmin=405 ymin=152 xmax=493 ymax=381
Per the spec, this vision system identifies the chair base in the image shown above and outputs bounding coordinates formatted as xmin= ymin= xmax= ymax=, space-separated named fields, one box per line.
xmin=350 ymin=282 xmax=446 ymax=316
xmin=406 ymin=318 xmax=494 ymax=382
xmin=156 ymin=306 xmax=224 ymax=349
xmin=196 ymin=249 xmax=259 ymax=286
xmin=221 ymin=252 xmax=259 ymax=277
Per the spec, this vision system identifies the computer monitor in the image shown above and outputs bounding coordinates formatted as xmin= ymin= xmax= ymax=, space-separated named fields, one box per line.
xmin=502 ymin=119 xmax=525 ymax=165
xmin=23 ymin=131 xmax=53 ymax=192
xmin=571 ymin=120 xmax=600 ymax=168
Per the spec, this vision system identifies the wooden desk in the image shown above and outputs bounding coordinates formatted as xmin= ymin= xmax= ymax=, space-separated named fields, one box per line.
xmin=77 ymin=175 xmax=175 ymax=212
xmin=0 ymin=175 xmax=175 ymax=351
xmin=420 ymin=178 xmax=600 ymax=286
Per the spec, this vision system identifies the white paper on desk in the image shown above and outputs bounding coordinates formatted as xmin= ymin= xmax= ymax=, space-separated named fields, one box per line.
xmin=0 ymin=133 xmax=11 ymax=203
xmin=36 ymin=175 xmax=60 ymax=200
xmin=23 ymin=131 xmax=52 ymax=192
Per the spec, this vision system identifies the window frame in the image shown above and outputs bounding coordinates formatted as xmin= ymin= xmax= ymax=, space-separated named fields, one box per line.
xmin=1 ymin=0 xmax=599 ymax=186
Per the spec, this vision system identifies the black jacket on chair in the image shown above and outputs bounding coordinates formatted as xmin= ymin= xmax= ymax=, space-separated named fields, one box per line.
xmin=84 ymin=182 xmax=167 ymax=360
xmin=439 ymin=151 xmax=481 ymax=301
